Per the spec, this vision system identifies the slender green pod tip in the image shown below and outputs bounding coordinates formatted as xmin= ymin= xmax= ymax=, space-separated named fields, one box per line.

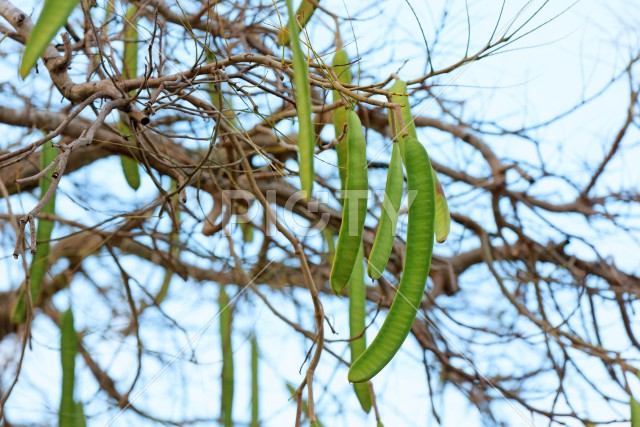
xmin=330 ymin=111 xmax=368 ymax=293
xmin=433 ymin=169 xmax=450 ymax=243
xmin=120 ymin=154 xmax=141 ymax=190
xmin=219 ymin=286 xmax=234 ymax=427
xmin=19 ymin=0 xmax=82 ymax=78
xmin=155 ymin=179 xmax=180 ymax=304
xmin=74 ymin=402 xmax=87 ymax=427
xmin=286 ymin=0 xmax=315 ymax=199
xmin=332 ymin=48 xmax=352 ymax=192
xmin=349 ymin=136 xmax=435 ymax=383
xmin=278 ymin=0 xmax=321 ymax=46
xmin=322 ymin=227 xmax=336 ymax=263
xmin=348 ymin=244 xmax=372 ymax=413
xmin=250 ymin=335 xmax=259 ymax=427
xmin=632 ymin=397 xmax=640 ymax=427
xmin=59 ymin=308 xmax=78 ymax=427
xmin=367 ymin=142 xmax=404 ymax=279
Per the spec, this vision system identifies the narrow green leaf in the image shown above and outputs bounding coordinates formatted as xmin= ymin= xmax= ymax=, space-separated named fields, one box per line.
xmin=59 ymin=308 xmax=77 ymax=427
xmin=19 ymin=0 xmax=81 ymax=78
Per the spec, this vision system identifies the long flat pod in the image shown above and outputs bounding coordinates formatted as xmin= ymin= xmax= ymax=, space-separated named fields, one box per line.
xmin=349 ymin=244 xmax=372 ymax=412
xmin=59 ymin=308 xmax=77 ymax=427
xmin=219 ymin=286 xmax=234 ymax=427
xmin=330 ymin=110 xmax=368 ymax=293
xmin=11 ymin=141 xmax=57 ymax=324
xmin=331 ymin=48 xmax=352 ymax=191
xmin=367 ymin=142 xmax=403 ymax=279
xmin=278 ymin=0 xmax=321 ymax=46
xmin=119 ymin=5 xmax=141 ymax=190
xmin=286 ymin=0 xmax=315 ymax=198
xmin=349 ymin=136 xmax=435 ymax=383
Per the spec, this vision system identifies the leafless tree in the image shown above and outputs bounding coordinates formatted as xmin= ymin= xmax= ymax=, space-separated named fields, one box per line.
xmin=1 ymin=0 xmax=639 ymax=426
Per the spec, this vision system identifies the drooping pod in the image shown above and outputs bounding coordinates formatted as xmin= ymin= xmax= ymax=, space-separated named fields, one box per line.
xmin=348 ymin=244 xmax=372 ymax=412
xmin=631 ymin=397 xmax=640 ymax=427
xmin=390 ymin=79 xmax=450 ymax=244
xmin=286 ymin=0 xmax=315 ymax=199
xmin=74 ymin=402 xmax=87 ymax=427
xmin=367 ymin=142 xmax=403 ymax=279
xmin=250 ymin=335 xmax=259 ymax=427
xmin=278 ymin=0 xmax=321 ymax=46
xmin=433 ymin=170 xmax=451 ymax=243
xmin=348 ymin=135 xmax=435 ymax=383
xmin=119 ymin=5 xmax=141 ymax=190
xmin=155 ymin=179 xmax=180 ymax=304
xmin=19 ymin=0 xmax=82 ymax=77
xmin=331 ymin=48 xmax=353 ymax=191
xmin=59 ymin=308 xmax=78 ymax=427
xmin=330 ymin=111 xmax=369 ymax=294
xmin=219 ymin=286 xmax=235 ymax=427
xmin=11 ymin=140 xmax=57 ymax=324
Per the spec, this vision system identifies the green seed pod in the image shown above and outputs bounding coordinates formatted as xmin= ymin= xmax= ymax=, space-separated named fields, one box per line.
xmin=330 ymin=111 xmax=369 ymax=294
xmin=349 ymin=136 xmax=435 ymax=383
xmin=250 ymin=335 xmax=259 ymax=427
xmin=367 ymin=143 xmax=403 ymax=279
xmin=331 ymin=48 xmax=353 ymax=192
xmin=219 ymin=286 xmax=234 ymax=427
xmin=286 ymin=0 xmax=315 ymax=199
xmin=277 ymin=0 xmax=321 ymax=46
xmin=433 ymin=170 xmax=450 ymax=243
xmin=59 ymin=308 xmax=77 ymax=427
xmin=349 ymin=244 xmax=372 ymax=412
xmin=119 ymin=6 xmax=141 ymax=191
